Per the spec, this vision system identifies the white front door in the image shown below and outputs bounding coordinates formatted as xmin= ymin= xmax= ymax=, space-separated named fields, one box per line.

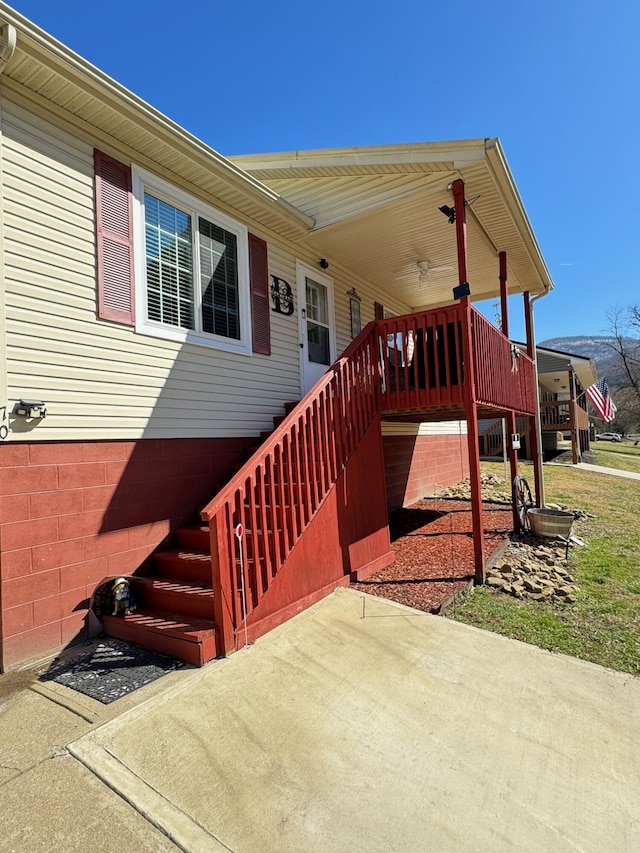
xmin=297 ymin=262 xmax=336 ymax=396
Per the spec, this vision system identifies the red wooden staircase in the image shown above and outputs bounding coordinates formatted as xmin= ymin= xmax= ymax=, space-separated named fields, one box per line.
xmin=102 ymin=526 xmax=216 ymax=666
xmin=102 ymin=402 xmax=300 ymax=665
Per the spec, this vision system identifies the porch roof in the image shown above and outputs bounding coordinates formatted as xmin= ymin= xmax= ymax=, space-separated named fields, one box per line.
xmin=230 ymin=140 xmax=554 ymax=311
xmin=515 ymin=342 xmax=597 ymax=394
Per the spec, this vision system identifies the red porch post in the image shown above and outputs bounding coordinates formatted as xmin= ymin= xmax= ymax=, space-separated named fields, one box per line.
xmin=523 ymin=292 xmax=543 ymax=506
xmin=500 ymin=251 xmax=520 ymax=529
xmin=569 ymin=370 xmax=580 ymax=464
xmin=452 ymin=179 xmax=485 ymax=584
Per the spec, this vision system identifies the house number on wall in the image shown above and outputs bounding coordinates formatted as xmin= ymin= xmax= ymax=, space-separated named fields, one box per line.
xmin=0 ymin=406 xmax=8 ymax=440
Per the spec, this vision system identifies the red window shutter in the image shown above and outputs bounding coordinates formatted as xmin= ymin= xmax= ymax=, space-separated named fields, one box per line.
xmin=94 ymin=149 xmax=135 ymax=324
xmin=249 ymin=232 xmax=270 ymax=355
xmin=374 ymin=301 xmax=384 ymax=320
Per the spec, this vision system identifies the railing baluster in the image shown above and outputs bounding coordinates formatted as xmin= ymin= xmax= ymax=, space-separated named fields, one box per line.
xmin=242 ymin=472 xmax=260 ymax=607
xmin=268 ymin=449 xmax=284 ymax=570
xmin=299 ymin=412 xmax=313 ymax=519
xmin=332 ymin=375 xmax=346 ymax=473
xmin=319 ymin=389 xmax=331 ymax=494
xmin=290 ymin=421 xmax=305 ymax=528
xmin=308 ymin=403 xmax=319 ymax=511
xmin=258 ymin=462 xmax=274 ymax=582
xmin=283 ymin=432 xmax=298 ymax=544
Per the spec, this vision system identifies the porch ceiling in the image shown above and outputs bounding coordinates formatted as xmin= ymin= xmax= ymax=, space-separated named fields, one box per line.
xmin=230 ymin=140 xmax=554 ymax=312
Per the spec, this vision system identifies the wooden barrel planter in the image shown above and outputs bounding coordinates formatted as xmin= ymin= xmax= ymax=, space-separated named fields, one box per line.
xmin=528 ymin=508 xmax=574 ymax=538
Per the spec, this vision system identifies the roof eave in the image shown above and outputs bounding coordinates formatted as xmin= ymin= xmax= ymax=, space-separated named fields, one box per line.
xmin=483 ymin=139 xmax=554 ymax=295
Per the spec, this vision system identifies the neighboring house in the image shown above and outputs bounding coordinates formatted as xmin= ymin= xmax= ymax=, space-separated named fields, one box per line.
xmin=481 ymin=346 xmax=596 ymax=463
xmin=0 ymin=5 xmax=554 ymax=670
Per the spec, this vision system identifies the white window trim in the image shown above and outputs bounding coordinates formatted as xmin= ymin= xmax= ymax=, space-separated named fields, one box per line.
xmin=132 ymin=166 xmax=252 ymax=355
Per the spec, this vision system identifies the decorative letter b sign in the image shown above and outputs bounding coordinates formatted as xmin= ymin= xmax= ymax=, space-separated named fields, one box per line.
xmin=270 ymin=275 xmax=294 ymax=316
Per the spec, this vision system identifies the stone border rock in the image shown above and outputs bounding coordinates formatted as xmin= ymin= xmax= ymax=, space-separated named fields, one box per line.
xmin=433 ymin=475 xmax=587 ymax=606
xmin=486 ymin=538 xmax=578 ymax=603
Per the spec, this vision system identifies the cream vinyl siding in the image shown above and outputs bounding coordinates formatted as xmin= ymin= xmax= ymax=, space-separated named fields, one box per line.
xmin=1 ymin=95 xmax=414 ymax=443
xmin=328 ymin=263 xmax=410 ymax=355
xmin=381 ymin=421 xmax=468 ymax=437
xmin=1 ymin=98 xmax=301 ymax=441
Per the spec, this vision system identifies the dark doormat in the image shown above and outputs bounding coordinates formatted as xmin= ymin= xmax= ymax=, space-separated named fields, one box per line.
xmin=38 ymin=639 xmax=188 ymax=704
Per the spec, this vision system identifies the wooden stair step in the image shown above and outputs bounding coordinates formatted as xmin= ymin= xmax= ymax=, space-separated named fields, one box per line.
xmin=132 ymin=577 xmax=215 ymax=620
xmin=283 ymin=401 xmax=299 ymax=414
xmin=176 ymin=525 xmax=210 ymax=552
xmin=154 ymin=549 xmax=211 ymax=582
xmin=103 ymin=609 xmax=216 ymax=666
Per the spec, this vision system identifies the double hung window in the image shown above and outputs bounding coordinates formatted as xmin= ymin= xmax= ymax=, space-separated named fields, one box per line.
xmin=133 ymin=169 xmax=250 ymax=354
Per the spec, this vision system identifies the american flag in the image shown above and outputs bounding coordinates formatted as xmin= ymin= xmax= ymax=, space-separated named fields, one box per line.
xmin=585 ymin=378 xmax=617 ymax=423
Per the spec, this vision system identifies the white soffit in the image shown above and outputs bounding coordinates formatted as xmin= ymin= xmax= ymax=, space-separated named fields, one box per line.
xmin=231 ymin=141 xmax=555 ymax=309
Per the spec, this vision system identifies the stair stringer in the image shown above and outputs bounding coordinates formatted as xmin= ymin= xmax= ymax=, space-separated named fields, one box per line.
xmin=237 ymin=415 xmax=393 ymax=647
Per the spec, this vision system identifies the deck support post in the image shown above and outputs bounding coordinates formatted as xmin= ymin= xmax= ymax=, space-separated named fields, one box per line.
xmin=500 ymin=251 xmax=520 ymax=529
xmin=523 ymin=292 xmax=544 ymax=507
xmin=569 ymin=370 xmax=580 ymax=464
xmin=452 ymin=179 xmax=485 ymax=584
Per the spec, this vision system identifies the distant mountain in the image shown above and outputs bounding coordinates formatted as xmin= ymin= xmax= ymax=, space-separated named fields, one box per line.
xmin=539 ymin=336 xmax=632 ymax=389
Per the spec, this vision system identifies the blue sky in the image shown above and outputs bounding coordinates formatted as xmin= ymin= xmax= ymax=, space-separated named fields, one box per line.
xmin=7 ymin=0 xmax=640 ymax=342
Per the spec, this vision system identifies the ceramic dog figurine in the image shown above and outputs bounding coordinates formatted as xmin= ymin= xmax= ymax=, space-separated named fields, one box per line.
xmin=112 ymin=577 xmax=135 ymax=616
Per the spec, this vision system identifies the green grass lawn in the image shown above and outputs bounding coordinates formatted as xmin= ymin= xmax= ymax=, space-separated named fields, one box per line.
xmin=448 ymin=460 xmax=640 ymax=674
xmin=592 ymin=441 xmax=640 ymax=474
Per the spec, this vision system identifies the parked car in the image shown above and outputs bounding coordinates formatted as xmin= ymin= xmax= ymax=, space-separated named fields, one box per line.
xmin=595 ymin=432 xmax=621 ymax=442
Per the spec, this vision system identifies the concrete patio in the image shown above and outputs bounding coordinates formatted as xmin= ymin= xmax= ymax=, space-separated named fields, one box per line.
xmin=3 ymin=587 xmax=640 ymax=851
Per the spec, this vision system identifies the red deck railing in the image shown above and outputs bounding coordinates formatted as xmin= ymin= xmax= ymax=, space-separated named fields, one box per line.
xmin=201 ymin=304 xmax=537 ymax=656
xmin=471 ymin=309 xmax=536 ymax=414
xmin=375 ymin=305 xmax=536 ymax=416
xmin=376 ymin=306 xmax=465 ymax=411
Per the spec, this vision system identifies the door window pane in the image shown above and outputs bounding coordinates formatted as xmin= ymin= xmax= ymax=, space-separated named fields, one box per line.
xmin=306 ymin=278 xmax=329 ymax=325
xmin=305 ymin=276 xmax=330 ymax=363
xmin=307 ymin=322 xmax=330 ymax=365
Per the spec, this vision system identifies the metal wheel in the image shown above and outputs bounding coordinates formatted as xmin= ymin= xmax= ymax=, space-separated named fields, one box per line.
xmin=512 ymin=475 xmax=533 ymax=532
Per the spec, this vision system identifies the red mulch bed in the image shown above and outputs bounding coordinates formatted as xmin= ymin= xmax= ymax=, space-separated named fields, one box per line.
xmin=352 ymin=498 xmax=513 ymax=613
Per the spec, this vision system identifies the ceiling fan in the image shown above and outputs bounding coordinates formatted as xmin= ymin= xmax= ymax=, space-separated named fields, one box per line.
xmin=417 ymin=260 xmax=453 ymax=284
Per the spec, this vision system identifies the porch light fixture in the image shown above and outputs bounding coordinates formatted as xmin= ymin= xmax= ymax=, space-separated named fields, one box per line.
xmin=318 ymin=258 xmax=329 ymax=269
xmin=438 ymin=204 xmax=456 ymax=224
xmin=12 ymin=398 xmax=47 ymax=419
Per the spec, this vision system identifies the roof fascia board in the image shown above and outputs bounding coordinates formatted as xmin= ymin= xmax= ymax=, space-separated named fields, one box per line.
xmin=483 ymin=139 xmax=554 ymax=293
xmin=231 ymin=140 xmax=488 ymax=172
xmin=0 ymin=4 xmax=314 ymax=232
